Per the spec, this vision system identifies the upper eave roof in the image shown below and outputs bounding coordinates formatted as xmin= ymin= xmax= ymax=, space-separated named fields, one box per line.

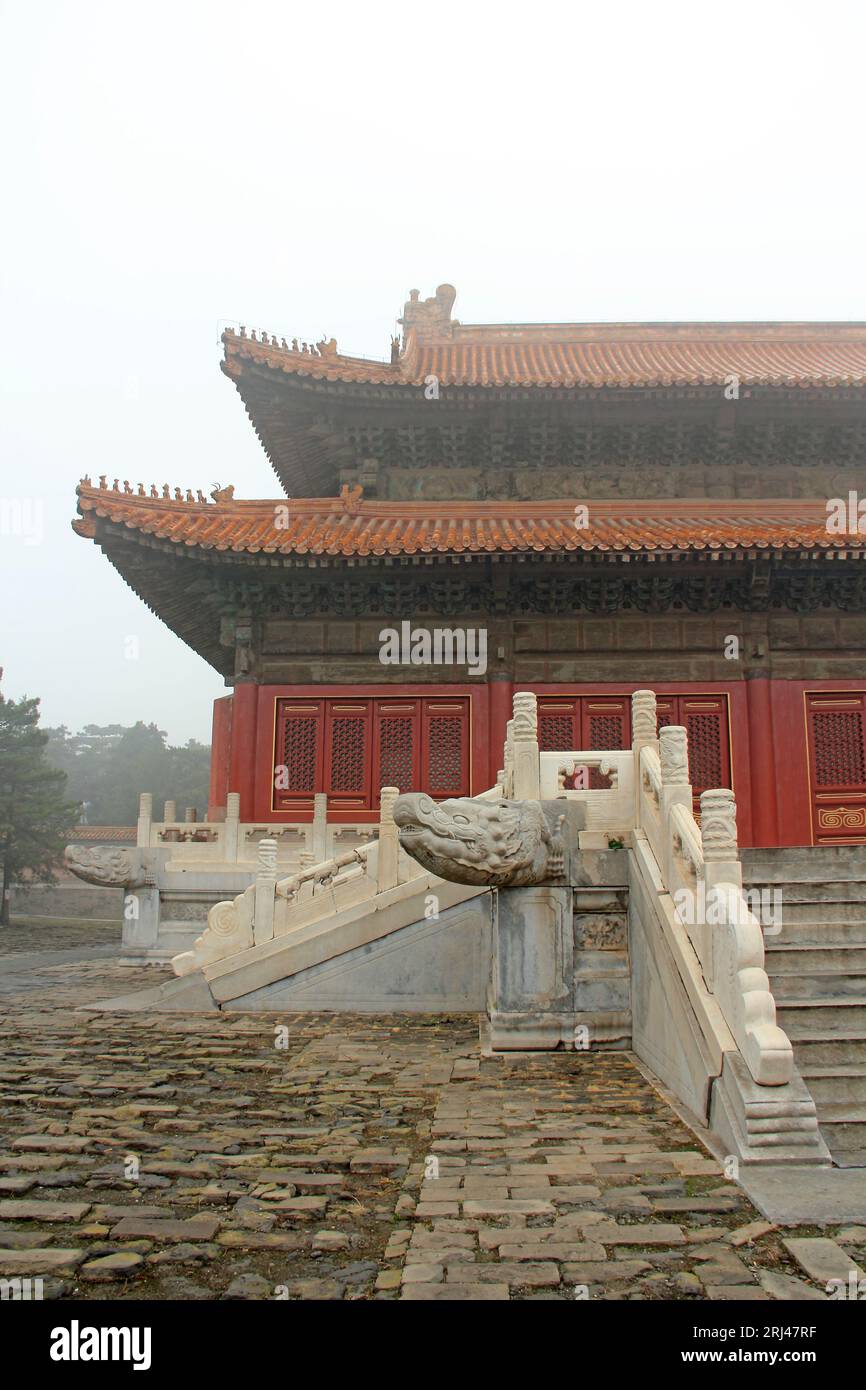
xmin=74 ymin=482 xmax=865 ymax=561
xmin=222 ymin=318 xmax=866 ymax=391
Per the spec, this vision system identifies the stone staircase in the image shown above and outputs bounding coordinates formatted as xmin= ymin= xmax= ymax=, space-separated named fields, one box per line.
xmin=742 ymin=847 xmax=866 ymax=1167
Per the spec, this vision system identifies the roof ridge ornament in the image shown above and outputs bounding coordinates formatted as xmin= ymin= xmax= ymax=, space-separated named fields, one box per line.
xmin=399 ymin=283 xmax=458 ymax=340
xmin=340 ymin=482 xmax=364 ymax=514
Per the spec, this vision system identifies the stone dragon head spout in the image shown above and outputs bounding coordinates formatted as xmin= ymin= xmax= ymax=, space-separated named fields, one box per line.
xmin=63 ymin=845 xmax=147 ymax=888
xmin=392 ymin=793 xmax=563 ymax=888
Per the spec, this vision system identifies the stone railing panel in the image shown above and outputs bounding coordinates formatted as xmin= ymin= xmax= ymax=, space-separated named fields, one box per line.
xmin=539 ymin=751 xmax=633 ymax=831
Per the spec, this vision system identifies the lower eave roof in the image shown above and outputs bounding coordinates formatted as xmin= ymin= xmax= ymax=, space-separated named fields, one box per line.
xmin=74 ymin=482 xmax=865 ymax=560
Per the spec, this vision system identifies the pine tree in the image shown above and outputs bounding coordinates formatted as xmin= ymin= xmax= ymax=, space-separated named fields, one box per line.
xmin=0 ymin=681 xmax=80 ymax=926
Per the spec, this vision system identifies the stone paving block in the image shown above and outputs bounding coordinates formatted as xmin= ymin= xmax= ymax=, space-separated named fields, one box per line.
xmin=462 ymin=1199 xmax=555 ymax=1218
xmin=111 ymin=1215 xmax=221 ymax=1243
xmin=0 ymin=1200 xmax=91 ymax=1223
xmin=653 ymin=1197 xmax=738 ymax=1213
xmin=447 ymin=1262 xmax=560 ymax=1287
xmin=759 ymin=1270 xmax=828 ymax=1301
xmin=349 ymin=1149 xmax=410 ymax=1172
xmin=705 ymin=1286 xmax=769 ymax=1300
xmin=499 ymin=1242 xmax=607 ymax=1262
xmin=401 ymin=1283 xmax=509 ymax=1300
xmin=80 ymin=1252 xmax=144 ymax=1281
xmin=269 ymin=1197 xmax=328 ymax=1217
xmin=782 ymin=1237 xmax=865 ymax=1287
xmin=0 ymin=1248 xmax=85 ymax=1274
xmin=12 ymin=1135 xmax=91 ymax=1153
xmin=592 ymin=1223 xmax=686 ymax=1246
xmin=401 ymin=1263 xmax=444 ymax=1284
xmin=561 ymin=1260 xmax=649 ymax=1283
xmin=726 ymin=1220 xmax=776 ymax=1247
xmin=695 ymin=1261 xmax=755 ymax=1287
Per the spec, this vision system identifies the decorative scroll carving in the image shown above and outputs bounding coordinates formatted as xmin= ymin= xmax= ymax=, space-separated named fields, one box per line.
xmin=173 ymin=886 xmax=255 ymax=976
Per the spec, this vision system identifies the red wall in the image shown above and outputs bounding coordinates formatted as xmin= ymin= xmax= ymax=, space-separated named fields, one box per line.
xmin=207 ymin=695 xmax=233 ymax=820
xmin=208 ymin=679 xmax=866 ymax=848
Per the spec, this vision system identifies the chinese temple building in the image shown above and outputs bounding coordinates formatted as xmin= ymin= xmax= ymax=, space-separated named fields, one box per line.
xmin=73 ymin=284 xmax=866 ymax=849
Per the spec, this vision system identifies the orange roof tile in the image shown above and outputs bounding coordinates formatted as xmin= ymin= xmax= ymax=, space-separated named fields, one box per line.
xmin=68 ymin=826 xmax=137 ymax=843
xmin=74 ymin=482 xmax=865 ymax=560
xmin=222 ymin=286 xmax=866 ymax=390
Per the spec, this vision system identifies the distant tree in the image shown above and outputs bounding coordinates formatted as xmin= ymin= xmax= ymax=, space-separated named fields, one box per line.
xmin=0 ymin=684 xmax=80 ymax=926
xmin=45 ymin=722 xmax=210 ymax=825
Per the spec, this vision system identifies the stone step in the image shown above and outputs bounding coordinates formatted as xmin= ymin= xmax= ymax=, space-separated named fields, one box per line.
xmin=769 ymin=969 xmax=866 ymax=1001
xmin=741 ymin=846 xmax=866 ymax=883
xmin=788 ymin=1031 xmax=866 ymax=1066
xmin=761 ymin=901 xmax=866 ymax=925
xmin=776 ymin=997 xmax=866 ymax=1035
xmin=767 ymin=939 xmax=866 ymax=973
xmin=739 ymin=878 xmax=866 ymax=900
xmin=813 ymin=1104 xmax=866 ymax=1167
xmin=766 ymin=942 xmax=866 ymax=973
xmin=764 ymin=920 xmax=866 ymax=946
xmin=799 ymin=1065 xmax=866 ymax=1104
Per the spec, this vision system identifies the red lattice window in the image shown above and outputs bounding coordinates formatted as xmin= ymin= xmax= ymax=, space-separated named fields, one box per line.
xmin=425 ymin=706 xmax=468 ymax=796
xmin=811 ymin=710 xmax=866 ymax=787
xmin=281 ymin=717 xmax=318 ymax=791
xmin=684 ymin=713 xmax=724 ymax=793
xmin=273 ymin=697 xmax=468 ymax=811
xmin=327 ymin=709 xmax=369 ymax=803
xmin=376 ymin=712 xmax=416 ymax=794
xmin=806 ymin=695 xmax=866 ymax=844
xmin=273 ymin=702 xmax=324 ymax=810
xmin=539 ymin=714 xmax=576 ymax=750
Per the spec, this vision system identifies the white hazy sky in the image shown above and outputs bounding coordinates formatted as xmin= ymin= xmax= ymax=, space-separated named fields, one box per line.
xmin=2 ymin=0 xmax=865 ymax=743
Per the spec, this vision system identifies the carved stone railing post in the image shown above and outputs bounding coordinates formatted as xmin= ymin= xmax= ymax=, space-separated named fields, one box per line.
xmin=512 ymin=692 xmax=540 ymax=800
xmin=503 ymin=720 xmax=515 ymax=798
xmin=659 ymin=726 xmax=692 ymax=885
xmin=137 ymin=793 xmax=152 ymax=848
xmin=701 ymin=787 xmax=743 ymax=982
xmin=224 ymin=791 xmax=240 ymax=863
xmin=377 ymin=787 xmax=400 ymax=892
xmin=254 ymin=837 xmax=278 ymax=946
xmin=310 ymin=792 xmax=328 ymax=863
xmin=631 ymin=689 xmax=657 ymax=829
xmin=163 ymin=800 xmax=176 ymax=825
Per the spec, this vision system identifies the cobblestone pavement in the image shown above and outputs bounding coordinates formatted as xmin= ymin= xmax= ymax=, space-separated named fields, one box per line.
xmin=0 ymin=927 xmax=863 ymax=1302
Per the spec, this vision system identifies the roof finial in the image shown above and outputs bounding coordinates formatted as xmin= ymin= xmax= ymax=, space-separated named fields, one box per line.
xmin=399 ymin=284 xmax=457 ymax=340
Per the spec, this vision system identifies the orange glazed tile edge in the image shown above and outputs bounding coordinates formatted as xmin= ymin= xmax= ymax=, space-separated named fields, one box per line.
xmin=71 ymin=484 xmax=865 ymax=559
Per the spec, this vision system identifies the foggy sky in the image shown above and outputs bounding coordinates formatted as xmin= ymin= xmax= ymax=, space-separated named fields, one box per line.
xmin=2 ymin=0 xmax=865 ymax=744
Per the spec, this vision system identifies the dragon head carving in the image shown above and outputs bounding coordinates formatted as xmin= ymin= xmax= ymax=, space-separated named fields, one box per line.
xmin=64 ymin=845 xmax=147 ymax=888
xmin=392 ymin=793 xmax=564 ymax=887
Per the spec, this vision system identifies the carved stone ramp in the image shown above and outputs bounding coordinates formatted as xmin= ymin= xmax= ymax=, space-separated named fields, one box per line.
xmin=82 ymin=875 xmax=489 ymax=1014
